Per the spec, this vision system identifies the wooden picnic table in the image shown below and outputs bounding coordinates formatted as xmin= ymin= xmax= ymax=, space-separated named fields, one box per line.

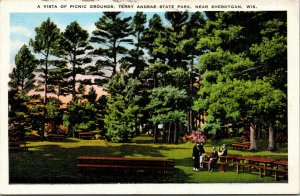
xmin=202 ymin=153 xmax=230 ymax=172
xmin=9 ymin=141 xmax=28 ymax=146
xmin=78 ymin=132 xmax=94 ymax=139
xmin=234 ymin=156 xmax=246 ymax=163
xmin=77 ymin=156 xmax=175 ymax=174
xmin=245 ymin=156 xmax=274 ymax=167
xmin=9 ymin=141 xmax=30 ymax=152
xmin=203 ymin=153 xmax=212 ymax=160
xmin=219 ymin=155 xmax=236 ymax=163
xmin=273 ymin=160 xmax=288 ymax=169
xmin=48 ymin=134 xmax=65 ymax=141
xmin=232 ymin=143 xmax=250 ymax=150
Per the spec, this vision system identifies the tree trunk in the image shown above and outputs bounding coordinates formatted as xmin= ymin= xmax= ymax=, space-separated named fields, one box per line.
xmin=267 ymin=123 xmax=276 ymax=151
xmin=168 ymin=122 xmax=173 ymax=143
xmin=174 ymin=121 xmax=178 ymax=144
xmin=162 ymin=126 xmax=166 ymax=142
xmin=249 ymin=123 xmax=257 ymax=151
xmin=41 ymin=53 xmax=49 ymax=140
xmin=153 ymin=123 xmax=158 ymax=143
xmin=190 ymin=110 xmax=193 ymax=131
xmin=199 ymin=113 xmax=203 ymax=129
xmin=257 ymin=125 xmax=261 ymax=139
xmin=72 ymin=62 xmax=76 ymax=99
xmin=187 ymin=112 xmax=190 ymax=133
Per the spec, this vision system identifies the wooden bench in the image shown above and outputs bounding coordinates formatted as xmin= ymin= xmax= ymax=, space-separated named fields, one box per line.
xmin=232 ymin=143 xmax=250 ymax=150
xmin=77 ymin=156 xmax=175 ymax=174
xmin=79 ymin=132 xmax=94 ymax=140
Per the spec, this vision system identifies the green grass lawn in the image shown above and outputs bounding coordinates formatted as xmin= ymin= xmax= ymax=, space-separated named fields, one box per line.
xmin=9 ymin=135 xmax=288 ymax=183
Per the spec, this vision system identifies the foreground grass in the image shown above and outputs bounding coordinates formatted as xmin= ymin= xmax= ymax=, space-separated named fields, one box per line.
xmin=9 ymin=135 xmax=287 ymax=183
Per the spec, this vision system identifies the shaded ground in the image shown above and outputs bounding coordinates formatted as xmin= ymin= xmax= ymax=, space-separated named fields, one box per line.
xmin=9 ymin=136 xmax=288 ymax=183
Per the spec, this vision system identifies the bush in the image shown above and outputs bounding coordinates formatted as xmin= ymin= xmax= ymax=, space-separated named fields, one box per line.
xmin=188 ymin=130 xmax=207 ymax=143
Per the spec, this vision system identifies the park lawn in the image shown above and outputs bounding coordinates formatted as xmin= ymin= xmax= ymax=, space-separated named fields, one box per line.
xmin=9 ymin=135 xmax=287 ymax=183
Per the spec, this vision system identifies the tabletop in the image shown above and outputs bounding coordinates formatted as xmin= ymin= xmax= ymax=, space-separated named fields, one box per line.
xmin=272 ymin=160 xmax=288 ymax=166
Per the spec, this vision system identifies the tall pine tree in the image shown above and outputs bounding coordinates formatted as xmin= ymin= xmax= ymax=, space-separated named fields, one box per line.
xmin=30 ymin=18 xmax=61 ymax=138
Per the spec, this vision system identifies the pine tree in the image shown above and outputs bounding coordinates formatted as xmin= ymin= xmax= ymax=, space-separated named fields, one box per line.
xmin=61 ymin=21 xmax=93 ymax=100
xmin=9 ymin=44 xmax=37 ymax=95
xmin=9 ymin=44 xmax=37 ymax=138
xmin=90 ymin=12 xmax=133 ymax=85
xmin=145 ymin=85 xmax=188 ymax=144
xmin=104 ymin=72 xmax=142 ymax=142
xmin=121 ymin=12 xmax=147 ymax=77
xmin=47 ymin=60 xmax=70 ymax=99
xmin=29 ymin=18 xmax=61 ymax=138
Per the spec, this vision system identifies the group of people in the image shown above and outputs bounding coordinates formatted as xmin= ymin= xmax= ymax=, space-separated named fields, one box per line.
xmin=192 ymin=142 xmax=227 ymax=172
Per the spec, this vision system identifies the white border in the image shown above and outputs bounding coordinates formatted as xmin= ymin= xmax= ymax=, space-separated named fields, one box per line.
xmin=0 ymin=0 xmax=299 ymax=194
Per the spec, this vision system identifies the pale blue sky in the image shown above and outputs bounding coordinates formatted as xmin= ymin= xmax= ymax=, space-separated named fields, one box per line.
xmin=10 ymin=12 xmax=167 ymax=66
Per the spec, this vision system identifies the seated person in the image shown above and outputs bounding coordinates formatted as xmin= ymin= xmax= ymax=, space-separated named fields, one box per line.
xmin=208 ymin=147 xmax=219 ymax=172
xmin=218 ymin=143 xmax=228 ymax=156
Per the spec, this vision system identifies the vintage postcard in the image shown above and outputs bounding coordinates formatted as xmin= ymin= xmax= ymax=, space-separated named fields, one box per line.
xmin=0 ymin=0 xmax=299 ymax=194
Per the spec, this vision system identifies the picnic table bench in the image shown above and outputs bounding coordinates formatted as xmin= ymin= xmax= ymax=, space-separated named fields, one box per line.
xmin=79 ymin=132 xmax=94 ymax=140
xmin=9 ymin=141 xmax=31 ymax=152
xmin=48 ymin=134 xmax=65 ymax=141
xmin=77 ymin=156 xmax=175 ymax=174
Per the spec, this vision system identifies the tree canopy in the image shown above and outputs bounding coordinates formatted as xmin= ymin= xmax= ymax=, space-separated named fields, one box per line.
xmin=9 ymin=12 xmax=287 ymax=148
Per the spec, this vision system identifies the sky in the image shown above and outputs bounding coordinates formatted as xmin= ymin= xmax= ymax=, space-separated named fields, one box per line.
xmin=10 ymin=12 xmax=167 ymax=67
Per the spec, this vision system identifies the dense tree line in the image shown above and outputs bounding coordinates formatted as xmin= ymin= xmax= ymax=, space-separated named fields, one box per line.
xmin=9 ymin=11 xmax=287 ymax=150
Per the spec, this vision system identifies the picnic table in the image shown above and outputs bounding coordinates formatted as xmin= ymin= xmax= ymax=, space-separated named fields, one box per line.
xmin=48 ymin=134 xmax=65 ymax=141
xmin=233 ymin=156 xmax=246 ymax=163
xmin=202 ymin=153 xmax=228 ymax=171
xmin=268 ymin=160 xmax=288 ymax=180
xmin=77 ymin=156 xmax=175 ymax=174
xmin=272 ymin=160 xmax=288 ymax=169
xmin=78 ymin=132 xmax=94 ymax=140
xmin=243 ymin=157 xmax=274 ymax=176
xmin=219 ymin=155 xmax=236 ymax=163
xmin=232 ymin=142 xmax=250 ymax=150
xmin=9 ymin=141 xmax=31 ymax=152
xmin=245 ymin=157 xmax=274 ymax=167
xmin=232 ymin=156 xmax=288 ymax=180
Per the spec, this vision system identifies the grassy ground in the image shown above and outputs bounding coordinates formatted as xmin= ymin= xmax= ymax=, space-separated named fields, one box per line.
xmin=9 ymin=135 xmax=288 ymax=183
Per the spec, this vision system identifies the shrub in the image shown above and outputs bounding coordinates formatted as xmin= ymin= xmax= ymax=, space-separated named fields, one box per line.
xmin=188 ymin=130 xmax=207 ymax=143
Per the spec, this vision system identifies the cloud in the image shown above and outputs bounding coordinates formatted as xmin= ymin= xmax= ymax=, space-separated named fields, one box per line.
xmin=10 ymin=40 xmax=27 ymax=53
xmin=83 ymin=24 xmax=96 ymax=35
xmin=55 ymin=22 xmax=67 ymax=32
xmin=10 ymin=26 xmax=33 ymax=38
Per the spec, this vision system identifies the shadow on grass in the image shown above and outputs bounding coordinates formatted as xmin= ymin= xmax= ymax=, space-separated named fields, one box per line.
xmin=9 ymin=143 xmax=191 ymax=184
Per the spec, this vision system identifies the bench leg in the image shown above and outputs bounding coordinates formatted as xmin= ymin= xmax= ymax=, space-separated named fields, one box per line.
xmin=220 ymin=164 xmax=227 ymax=172
xmin=237 ymin=165 xmax=243 ymax=174
xmin=259 ymin=168 xmax=263 ymax=177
